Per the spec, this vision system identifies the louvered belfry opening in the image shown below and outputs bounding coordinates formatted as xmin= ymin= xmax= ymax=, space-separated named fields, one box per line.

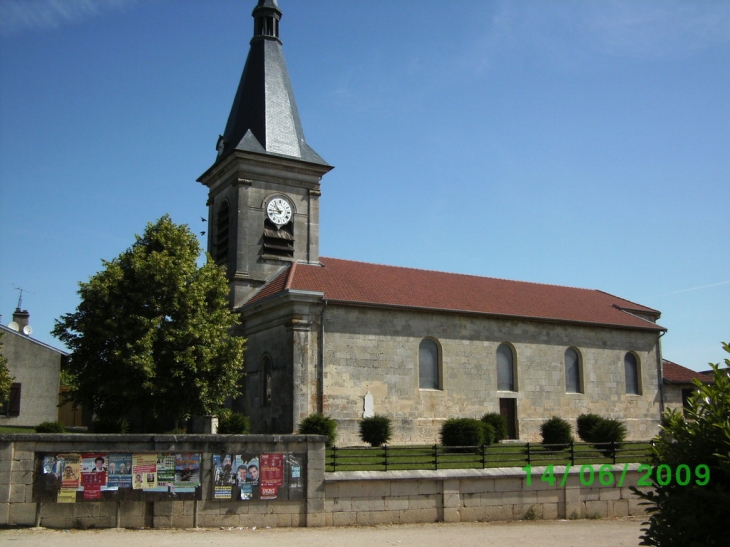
xmin=263 ymin=219 xmax=294 ymax=259
xmin=215 ymin=201 xmax=230 ymax=265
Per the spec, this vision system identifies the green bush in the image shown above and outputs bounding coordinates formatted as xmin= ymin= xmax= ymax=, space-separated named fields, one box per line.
xmin=576 ymin=413 xmax=603 ymax=442
xmin=480 ymin=412 xmax=508 ymax=442
xmin=441 ymin=418 xmax=489 ymax=448
xmin=216 ymin=410 xmax=250 ymax=434
xmin=481 ymin=422 xmax=496 ymax=445
xmin=298 ymin=413 xmax=337 ymax=447
xmin=35 ymin=421 xmax=66 ymax=433
xmin=89 ymin=417 xmax=129 ymax=433
xmin=589 ymin=418 xmax=626 ymax=445
xmin=359 ymin=415 xmax=392 ymax=447
xmin=540 ymin=416 xmax=573 ymax=447
xmin=632 ymin=342 xmax=730 ymax=546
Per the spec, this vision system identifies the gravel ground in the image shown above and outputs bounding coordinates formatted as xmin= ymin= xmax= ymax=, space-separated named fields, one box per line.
xmin=1 ymin=517 xmax=646 ymax=547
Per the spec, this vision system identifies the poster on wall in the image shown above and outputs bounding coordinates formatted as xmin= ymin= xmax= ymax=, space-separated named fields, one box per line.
xmin=174 ymin=453 xmax=201 ymax=492
xmin=212 ymin=455 xmax=233 ymax=499
xmin=80 ymin=453 xmax=108 ymax=499
xmin=57 ymin=453 xmax=81 ymax=503
xmin=132 ymin=454 xmax=157 ymax=490
xmin=151 ymin=453 xmax=176 ymax=492
xmin=259 ymin=453 xmax=284 ymax=500
xmin=107 ymin=454 xmax=132 ymax=489
xmin=234 ymin=455 xmax=259 ymax=500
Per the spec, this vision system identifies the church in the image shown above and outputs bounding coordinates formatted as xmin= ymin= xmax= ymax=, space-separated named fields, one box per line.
xmin=197 ymin=0 xmax=665 ymax=445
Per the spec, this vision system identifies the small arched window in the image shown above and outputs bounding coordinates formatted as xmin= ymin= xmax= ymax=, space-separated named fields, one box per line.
xmin=214 ymin=200 xmax=230 ymax=265
xmin=497 ymin=344 xmax=516 ymax=392
xmin=624 ymin=353 xmax=640 ymax=395
xmin=261 ymin=355 xmax=272 ymax=406
xmin=419 ymin=338 xmax=440 ymax=390
xmin=565 ymin=348 xmax=582 ymax=393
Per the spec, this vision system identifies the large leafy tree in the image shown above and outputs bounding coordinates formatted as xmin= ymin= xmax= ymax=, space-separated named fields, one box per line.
xmin=53 ymin=216 xmax=245 ymax=431
xmin=0 ymin=332 xmax=13 ymax=403
xmin=633 ymin=342 xmax=730 ymax=546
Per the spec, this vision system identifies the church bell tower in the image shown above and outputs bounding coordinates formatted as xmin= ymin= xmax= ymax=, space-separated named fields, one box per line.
xmin=198 ymin=0 xmax=332 ymax=308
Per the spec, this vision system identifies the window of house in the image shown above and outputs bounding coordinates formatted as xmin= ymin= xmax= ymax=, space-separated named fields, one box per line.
xmin=262 ymin=355 xmax=272 ymax=406
xmin=1 ymin=383 xmax=21 ymax=416
xmin=565 ymin=347 xmax=582 ymax=393
xmin=624 ymin=353 xmax=640 ymax=395
xmin=497 ymin=344 xmax=516 ymax=391
xmin=419 ymin=338 xmax=440 ymax=390
xmin=214 ymin=200 xmax=230 ymax=265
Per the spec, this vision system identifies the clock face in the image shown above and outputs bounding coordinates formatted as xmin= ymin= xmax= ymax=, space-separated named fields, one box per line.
xmin=266 ymin=197 xmax=293 ymax=226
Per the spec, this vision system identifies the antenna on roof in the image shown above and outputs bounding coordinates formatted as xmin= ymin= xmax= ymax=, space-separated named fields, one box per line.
xmin=12 ymin=285 xmax=34 ymax=310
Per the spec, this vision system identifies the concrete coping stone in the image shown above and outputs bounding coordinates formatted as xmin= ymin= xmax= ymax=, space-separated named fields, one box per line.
xmin=326 ymin=463 xmax=643 ymax=482
xmin=0 ymin=433 xmax=327 ymax=443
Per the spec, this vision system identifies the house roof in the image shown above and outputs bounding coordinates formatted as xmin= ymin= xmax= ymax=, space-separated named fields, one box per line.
xmin=662 ymin=359 xmax=713 ymax=385
xmin=0 ymin=324 xmax=68 ymax=355
xmin=246 ymin=257 xmax=665 ymax=331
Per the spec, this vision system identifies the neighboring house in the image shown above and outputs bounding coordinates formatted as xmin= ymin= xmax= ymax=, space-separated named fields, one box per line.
xmin=0 ymin=309 xmax=66 ymax=427
xmin=198 ymin=1 xmax=667 ymax=444
xmin=662 ymin=359 xmax=713 ymax=415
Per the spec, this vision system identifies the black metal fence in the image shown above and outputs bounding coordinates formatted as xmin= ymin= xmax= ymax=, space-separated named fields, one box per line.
xmin=326 ymin=441 xmax=653 ymax=472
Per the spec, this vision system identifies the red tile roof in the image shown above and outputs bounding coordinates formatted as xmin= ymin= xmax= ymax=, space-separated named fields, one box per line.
xmin=662 ymin=359 xmax=714 ymax=384
xmin=247 ymin=257 xmax=664 ymax=331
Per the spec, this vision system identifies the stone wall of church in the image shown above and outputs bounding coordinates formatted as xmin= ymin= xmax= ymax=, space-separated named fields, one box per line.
xmin=321 ymin=305 xmax=662 ymax=445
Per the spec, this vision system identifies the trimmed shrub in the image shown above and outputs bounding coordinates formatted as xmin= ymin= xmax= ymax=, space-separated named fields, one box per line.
xmin=89 ymin=417 xmax=129 ymax=433
xmin=441 ymin=418 xmax=486 ymax=448
xmin=576 ymin=413 xmax=603 ymax=442
xmin=359 ymin=415 xmax=392 ymax=447
xmin=540 ymin=416 xmax=573 ymax=447
xmin=589 ymin=418 xmax=627 ymax=445
xmin=35 ymin=421 xmax=66 ymax=433
xmin=216 ymin=410 xmax=250 ymax=434
xmin=298 ymin=413 xmax=337 ymax=447
xmin=481 ymin=422 xmax=496 ymax=445
xmin=481 ymin=412 xmax=508 ymax=442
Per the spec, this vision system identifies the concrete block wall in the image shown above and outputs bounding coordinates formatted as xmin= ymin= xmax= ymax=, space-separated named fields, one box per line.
xmin=0 ymin=434 xmax=324 ymax=529
xmin=1 ymin=435 xmax=650 ymax=530
xmin=323 ymin=465 xmax=650 ymax=526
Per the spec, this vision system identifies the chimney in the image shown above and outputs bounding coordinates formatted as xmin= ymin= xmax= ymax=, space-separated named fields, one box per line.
xmin=12 ymin=308 xmax=30 ymax=334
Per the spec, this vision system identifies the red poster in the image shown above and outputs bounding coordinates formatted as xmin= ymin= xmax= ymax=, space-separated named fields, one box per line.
xmin=260 ymin=453 xmax=284 ymax=487
xmin=260 ymin=485 xmax=278 ymax=500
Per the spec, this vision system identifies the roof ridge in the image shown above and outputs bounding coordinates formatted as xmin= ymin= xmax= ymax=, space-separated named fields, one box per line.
xmin=285 ymin=261 xmax=297 ymax=290
xmin=318 ymin=256 xmax=599 ymax=293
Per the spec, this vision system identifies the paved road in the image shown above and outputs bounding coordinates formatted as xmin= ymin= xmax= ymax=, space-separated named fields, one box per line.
xmin=1 ymin=518 xmax=646 ymax=547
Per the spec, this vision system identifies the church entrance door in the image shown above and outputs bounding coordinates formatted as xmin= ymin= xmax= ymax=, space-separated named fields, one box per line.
xmin=499 ymin=398 xmax=518 ymax=440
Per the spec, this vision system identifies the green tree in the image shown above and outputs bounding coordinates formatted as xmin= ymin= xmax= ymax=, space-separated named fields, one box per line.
xmin=0 ymin=332 xmax=13 ymax=403
xmin=52 ymin=216 xmax=245 ymax=432
xmin=633 ymin=342 xmax=730 ymax=546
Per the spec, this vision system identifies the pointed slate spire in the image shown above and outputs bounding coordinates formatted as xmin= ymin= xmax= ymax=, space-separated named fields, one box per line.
xmin=216 ymin=0 xmax=328 ymax=166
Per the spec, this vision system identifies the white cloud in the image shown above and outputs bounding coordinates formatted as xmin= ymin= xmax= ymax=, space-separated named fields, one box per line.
xmin=468 ymin=0 xmax=730 ymax=72
xmin=0 ymin=0 xmax=138 ymax=35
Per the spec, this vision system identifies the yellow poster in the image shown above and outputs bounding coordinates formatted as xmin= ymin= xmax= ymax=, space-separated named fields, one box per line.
xmin=132 ymin=453 xmax=157 ymax=489
xmin=57 ymin=488 xmax=77 ymax=503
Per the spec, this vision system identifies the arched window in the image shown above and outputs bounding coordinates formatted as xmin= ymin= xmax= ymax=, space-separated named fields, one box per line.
xmin=497 ymin=344 xmax=516 ymax=391
xmin=565 ymin=348 xmax=582 ymax=393
xmin=624 ymin=353 xmax=640 ymax=395
xmin=419 ymin=338 xmax=440 ymax=390
xmin=261 ymin=355 xmax=272 ymax=406
xmin=214 ymin=200 xmax=230 ymax=265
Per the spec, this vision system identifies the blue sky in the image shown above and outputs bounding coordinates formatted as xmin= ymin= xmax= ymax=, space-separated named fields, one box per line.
xmin=0 ymin=0 xmax=728 ymax=371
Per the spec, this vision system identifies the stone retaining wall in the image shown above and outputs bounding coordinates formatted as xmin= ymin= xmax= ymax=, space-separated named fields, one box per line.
xmin=1 ymin=435 xmax=648 ymax=529
xmin=323 ymin=465 xmax=649 ymax=526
